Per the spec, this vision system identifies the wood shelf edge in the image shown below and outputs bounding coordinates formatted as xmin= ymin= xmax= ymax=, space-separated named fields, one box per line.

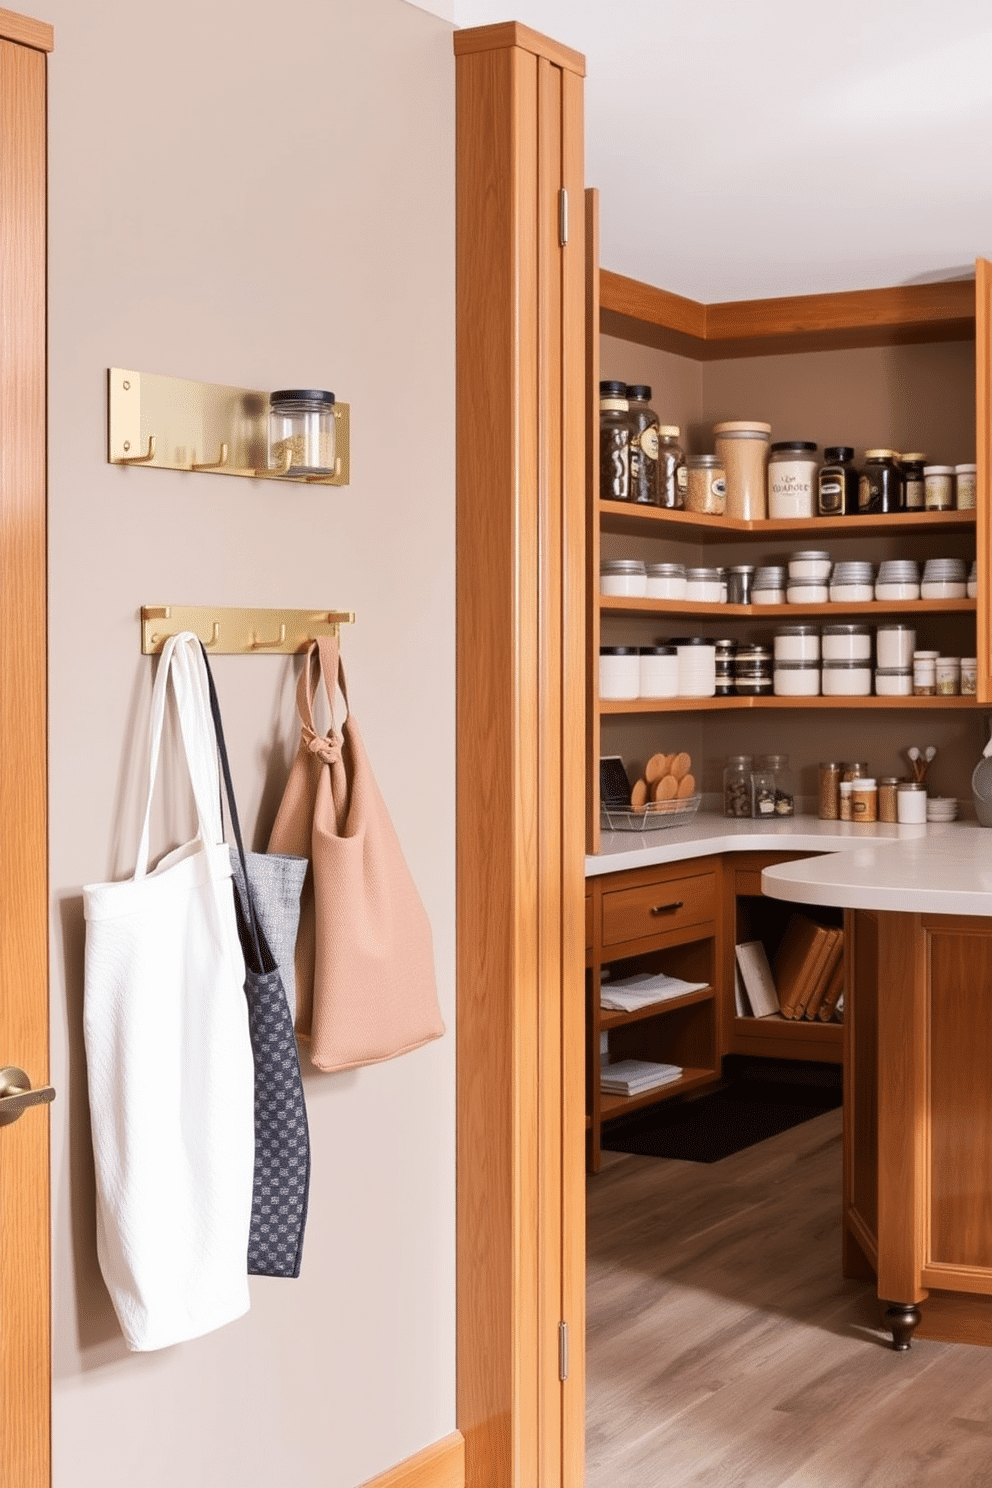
xmin=599 ymin=1066 xmax=719 ymax=1118
xmin=600 ymin=986 xmax=715 ymax=1029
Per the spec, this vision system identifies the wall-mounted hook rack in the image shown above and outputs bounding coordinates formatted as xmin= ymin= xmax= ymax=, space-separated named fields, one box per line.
xmin=109 ymin=370 xmax=350 ymax=486
xmin=141 ymin=605 xmax=355 ymax=655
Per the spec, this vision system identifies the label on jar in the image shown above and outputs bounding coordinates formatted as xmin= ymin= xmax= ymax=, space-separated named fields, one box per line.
xmin=818 ymin=476 xmax=843 ymax=514
xmin=769 ymin=464 xmax=815 ymax=517
xmin=712 ymin=477 xmax=726 ymax=499
xmin=858 ymin=472 xmax=878 ymax=513
xmin=677 ymin=464 xmax=688 ymax=493
xmin=903 ymin=474 xmax=925 ymax=509
xmin=635 ymin=426 xmax=659 ymax=460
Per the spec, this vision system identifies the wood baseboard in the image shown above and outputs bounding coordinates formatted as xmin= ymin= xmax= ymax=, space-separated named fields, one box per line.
xmin=357 ymin=1432 xmax=464 ymax=1488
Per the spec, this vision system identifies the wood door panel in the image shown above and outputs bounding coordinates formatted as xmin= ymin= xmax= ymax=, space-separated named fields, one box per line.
xmin=929 ymin=927 xmax=992 ymax=1270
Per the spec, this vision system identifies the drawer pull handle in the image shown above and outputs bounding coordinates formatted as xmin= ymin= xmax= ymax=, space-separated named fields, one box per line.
xmin=649 ymin=900 xmax=684 ymax=915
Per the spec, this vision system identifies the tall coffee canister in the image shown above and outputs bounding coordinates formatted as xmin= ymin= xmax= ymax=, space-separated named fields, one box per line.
xmin=713 ymin=421 xmax=772 ymax=520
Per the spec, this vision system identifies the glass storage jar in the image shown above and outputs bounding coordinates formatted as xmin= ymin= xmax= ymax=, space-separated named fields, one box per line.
xmin=724 ymin=755 xmax=753 ymax=818
xmin=858 ymin=449 xmax=903 ymax=514
xmin=818 ymin=446 xmax=858 ymax=515
xmin=685 ymin=454 xmax=726 ymax=514
xmin=713 ymin=421 xmax=771 ymax=519
xmin=625 ymin=384 xmax=660 ymax=505
xmin=923 ymin=465 xmax=954 ymax=511
xmin=900 ymin=453 xmax=927 ymax=510
xmin=599 ymin=381 xmax=631 ymax=502
xmin=657 ymin=426 xmax=687 ymax=509
xmin=751 ymin=764 xmax=777 ymax=818
xmin=755 ymin=753 xmax=795 ymax=816
xmin=819 ymin=761 xmax=842 ymax=820
xmin=269 ymin=388 xmax=337 ymax=476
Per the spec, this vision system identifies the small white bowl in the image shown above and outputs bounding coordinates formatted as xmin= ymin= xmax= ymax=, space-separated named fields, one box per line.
xmin=788 ymin=559 xmax=832 ymax=582
xmin=787 ymin=584 xmax=829 ymax=604
xmin=920 ymin=581 xmax=966 ymax=600
xmin=753 ymin=590 xmax=786 ymax=605
xmin=875 ymin=581 xmax=921 ymax=602
xmin=829 ymin=583 xmax=874 ymax=603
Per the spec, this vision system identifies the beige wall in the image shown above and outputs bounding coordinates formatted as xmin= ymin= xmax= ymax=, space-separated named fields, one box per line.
xmin=46 ymin=2 xmax=456 ymax=1483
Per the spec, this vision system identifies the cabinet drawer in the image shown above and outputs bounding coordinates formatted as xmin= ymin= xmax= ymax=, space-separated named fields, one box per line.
xmin=602 ymin=872 xmax=716 ymax=948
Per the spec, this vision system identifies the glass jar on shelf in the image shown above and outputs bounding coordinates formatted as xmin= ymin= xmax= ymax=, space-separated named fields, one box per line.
xmin=755 ymin=753 xmax=795 ymax=816
xmin=723 ymin=755 xmax=753 ymax=818
xmin=599 ymin=380 xmax=631 ymax=502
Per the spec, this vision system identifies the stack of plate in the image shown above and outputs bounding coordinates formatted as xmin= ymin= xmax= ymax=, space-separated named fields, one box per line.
xmin=875 ymin=559 xmax=921 ymax=601
xmin=926 ymin=795 xmax=959 ymax=823
xmin=830 ymin=561 xmax=874 ymax=602
xmin=921 ymin=558 xmax=967 ymax=600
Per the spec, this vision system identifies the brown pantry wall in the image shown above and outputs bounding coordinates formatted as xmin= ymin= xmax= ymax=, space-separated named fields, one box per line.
xmin=45 ymin=2 xmax=456 ymax=1486
xmin=599 ymin=333 xmax=985 ymax=805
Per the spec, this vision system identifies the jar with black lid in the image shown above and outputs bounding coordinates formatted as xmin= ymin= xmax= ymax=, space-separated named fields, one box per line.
xmin=625 ymin=385 xmax=660 ymax=505
xmin=599 ymin=381 xmax=631 ymax=502
xmin=858 ymin=449 xmax=903 ymax=514
xmin=714 ymin=638 xmax=737 ymax=696
xmin=900 ymin=453 xmax=927 ymax=511
xmin=818 ymin=446 xmax=858 ymax=516
xmin=734 ymin=643 xmax=773 ymax=696
xmin=269 ymin=389 xmax=337 ymax=476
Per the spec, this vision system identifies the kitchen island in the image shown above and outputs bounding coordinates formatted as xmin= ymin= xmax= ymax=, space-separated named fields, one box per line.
xmin=587 ymin=813 xmax=992 ymax=1349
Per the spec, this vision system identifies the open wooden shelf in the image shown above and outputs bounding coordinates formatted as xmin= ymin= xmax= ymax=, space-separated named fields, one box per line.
xmin=599 ymin=499 xmax=977 ymax=542
xmin=599 ymin=986 xmax=714 ymax=1030
xmin=600 ymin=596 xmax=976 ymax=620
xmin=600 ymin=1065 xmax=718 ymax=1119
xmin=600 ymin=694 xmax=980 ymax=714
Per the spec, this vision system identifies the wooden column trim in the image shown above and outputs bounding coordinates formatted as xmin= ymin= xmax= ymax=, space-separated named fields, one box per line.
xmin=976 ymin=258 xmax=991 ymax=703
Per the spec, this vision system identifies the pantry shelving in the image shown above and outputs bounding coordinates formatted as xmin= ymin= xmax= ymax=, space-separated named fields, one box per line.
xmin=599 ymin=499 xmax=977 ymax=541
xmin=600 ymin=695 xmax=978 ymax=714
xmin=601 ymin=597 xmax=975 ymax=619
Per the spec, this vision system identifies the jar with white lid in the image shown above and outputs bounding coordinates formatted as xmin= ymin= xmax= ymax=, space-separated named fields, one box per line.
xmin=849 ymin=779 xmax=878 ymax=822
xmin=955 ymin=463 xmax=977 ymax=509
xmin=600 ymin=559 xmax=647 ymax=598
xmin=924 ymin=465 xmax=954 ymax=511
xmin=822 ymin=659 xmax=873 ymax=696
xmin=773 ymin=661 xmax=821 ymax=696
xmin=962 ymin=657 xmax=978 ymax=696
xmin=822 ymin=623 xmax=872 ymax=662
xmin=639 ymin=645 xmax=679 ymax=698
xmin=875 ymin=668 xmax=913 ymax=696
xmin=913 ymin=653 xmax=937 ymax=696
xmin=839 ymin=780 xmax=854 ymax=821
xmin=685 ymin=454 xmax=727 ymax=514
xmin=713 ymin=421 xmax=771 ymax=520
xmin=897 ymin=781 xmax=928 ymax=824
xmin=774 ymin=625 xmax=820 ymax=663
xmin=788 ymin=550 xmax=832 ymax=582
xmin=936 ymin=657 xmax=961 ymax=695
xmin=646 ymin=562 xmax=686 ymax=600
xmin=599 ymin=646 xmax=639 ymax=700
xmin=876 ymin=624 xmax=916 ymax=670
xmin=672 ymin=636 xmax=717 ymax=697
xmin=768 ymin=441 xmax=818 ymax=519
xmin=685 ymin=567 xmax=724 ymax=603
xmin=269 ymin=388 xmax=337 ymax=476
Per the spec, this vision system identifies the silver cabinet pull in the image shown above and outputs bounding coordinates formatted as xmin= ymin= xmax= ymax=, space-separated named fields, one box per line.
xmin=649 ymin=900 xmax=684 ymax=916
xmin=0 ymin=1066 xmax=55 ymax=1127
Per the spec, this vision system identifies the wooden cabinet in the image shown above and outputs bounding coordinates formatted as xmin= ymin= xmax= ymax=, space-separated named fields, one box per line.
xmin=846 ymin=908 xmax=992 ymax=1348
xmin=586 ymin=857 xmax=721 ymax=1172
xmin=586 ymin=252 xmax=992 ymax=851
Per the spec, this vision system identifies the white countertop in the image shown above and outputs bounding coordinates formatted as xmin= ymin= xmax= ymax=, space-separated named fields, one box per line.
xmin=587 ymin=812 xmax=992 ymax=917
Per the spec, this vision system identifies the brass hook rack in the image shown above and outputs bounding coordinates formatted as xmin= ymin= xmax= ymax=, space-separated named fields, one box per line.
xmin=141 ymin=605 xmax=354 ymax=655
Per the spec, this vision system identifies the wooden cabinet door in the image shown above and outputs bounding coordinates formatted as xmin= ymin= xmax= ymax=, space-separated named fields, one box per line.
xmin=0 ymin=20 xmax=52 ymax=1488
xmin=976 ymin=257 xmax=992 ymax=703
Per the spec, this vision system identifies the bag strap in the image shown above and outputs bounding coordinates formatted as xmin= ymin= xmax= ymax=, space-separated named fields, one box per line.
xmin=134 ymin=632 xmax=224 ymax=879
xmin=294 ymin=636 xmax=345 ymax=766
xmin=197 ymin=645 xmax=269 ymax=974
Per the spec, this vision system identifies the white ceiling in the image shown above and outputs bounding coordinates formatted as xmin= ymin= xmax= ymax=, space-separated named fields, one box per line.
xmin=431 ymin=0 xmax=992 ymax=303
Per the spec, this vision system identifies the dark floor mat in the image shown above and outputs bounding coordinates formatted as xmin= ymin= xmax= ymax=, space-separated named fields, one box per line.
xmin=600 ymin=1061 xmax=842 ymax=1164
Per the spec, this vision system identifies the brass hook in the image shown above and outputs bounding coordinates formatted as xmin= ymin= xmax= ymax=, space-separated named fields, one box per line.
xmin=200 ymin=622 xmax=221 ymax=647
xmin=249 ymin=623 xmax=287 ymax=650
xmin=190 ymin=442 xmax=229 ymax=472
xmin=121 ymin=435 xmax=157 ymax=464
xmin=253 ymin=448 xmax=294 ymax=479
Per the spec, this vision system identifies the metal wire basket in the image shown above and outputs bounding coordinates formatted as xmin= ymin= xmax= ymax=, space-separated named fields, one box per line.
xmin=600 ymin=793 xmax=702 ymax=833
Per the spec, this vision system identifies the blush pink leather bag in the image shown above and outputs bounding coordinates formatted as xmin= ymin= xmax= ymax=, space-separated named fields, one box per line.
xmin=268 ymin=636 xmax=444 ymax=1071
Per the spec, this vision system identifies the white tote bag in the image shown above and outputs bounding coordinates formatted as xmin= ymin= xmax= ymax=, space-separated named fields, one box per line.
xmin=83 ymin=633 xmax=255 ymax=1351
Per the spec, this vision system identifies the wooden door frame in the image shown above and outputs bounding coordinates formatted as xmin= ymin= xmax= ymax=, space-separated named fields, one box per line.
xmin=454 ymin=23 xmax=586 ymax=1488
xmin=0 ymin=11 xmax=53 ymax=1488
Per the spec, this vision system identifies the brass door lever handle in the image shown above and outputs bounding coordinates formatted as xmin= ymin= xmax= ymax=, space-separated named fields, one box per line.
xmin=0 ymin=1066 xmax=56 ymax=1127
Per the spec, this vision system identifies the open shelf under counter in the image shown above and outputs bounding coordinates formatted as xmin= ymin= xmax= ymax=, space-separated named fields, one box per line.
xmin=600 ymin=694 xmax=981 ymax=714
xmin=599 ymin=986 xmax=715 ymax=1031
xmin=599 ymin=1065 xmax=718 ymax=1120
xmin=599 ymin=499 xmax=978 ymax=543
xmin=600 ymin=595 xmax=976 ymax=620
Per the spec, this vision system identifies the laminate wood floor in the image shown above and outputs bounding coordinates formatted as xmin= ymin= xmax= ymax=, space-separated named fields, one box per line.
xmin=586 ymin=1107 xmax=992 ymax=1488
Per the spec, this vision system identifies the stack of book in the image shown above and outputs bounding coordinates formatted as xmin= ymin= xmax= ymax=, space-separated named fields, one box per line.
xmin=735 ymin=914 xmax=845 ymax=1022
xmin=600 ymin=1059 xmax=683 ymax=1096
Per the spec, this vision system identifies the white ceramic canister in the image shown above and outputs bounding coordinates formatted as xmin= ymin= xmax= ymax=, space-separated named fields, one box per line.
xmin=821 ymin=659 xmax=873 ymax=696
xmin=684 ymin=567 xmax=724 ymax=603
xmin=821 ymin=623 xmax=872 ymax=662
xmin=876 ymin=624 xmax=916 ymax=670
xmin=768 ymin=441 xmax=818 ymax=519
xmin=638 ymin=645 xmax=679 ymax=698
xmin=674 ymin=637 xmax=717 ymax=697
xmin=788 ymin=550 xmax=832 ymax=582
xmin=924 ymin=465 xmax=954 ymax=510
xmin=874 ymin=668 xmax=914 ymax=696
xmin=897 ymin=782 xmax=928 ymax=824
xmin=599 ymin=646 xmax=640 ymax=700
xmin=645 ymin=562 xmax=687 ymax=600
xmin=935 ymin=656 xmax=961 ymax=695
xmin=774 ymin=624 xmax=820 ymax=663
xmin=600 ymin=559 xmax=647 ymax=598
xmin=955 ymin=463 xmax=977 ymax=509
xmin=773 ymin=662 xmax=821 ymax=697
xmin=713 ymin=421 xmax=772 ymax=520
xmin=961 ymin=656 xmax=978 ymax=696
xmin=786 ymin=581 xmax=829 ymax=604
